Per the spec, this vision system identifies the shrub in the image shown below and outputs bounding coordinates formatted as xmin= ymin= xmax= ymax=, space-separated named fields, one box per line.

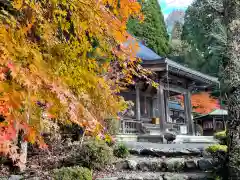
xmin=214 ymin=131 xmax=227 ymax=145
xmin=53 ymin=166 xmax=92 ymax=180
xmin=206 ymin=144 xmax=227 ymax=180
xmin=206 ymin=144 xmax=227 ymax=154
xmin=104 ymin=134 xmax=116 ymax=147
xmin=113 ymin=144 xmax=129 ymax=158
xmin=104 ymin=118 xmax=120 ymax=135
xmin=78 ymin=139 xmax=113 ymax=169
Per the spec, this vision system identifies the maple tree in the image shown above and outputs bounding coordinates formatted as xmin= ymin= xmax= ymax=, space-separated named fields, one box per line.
xmin=0 ymin=0 xmax=151 ymax=169
xmin=177 ymin=92 xmax=219 ymax=114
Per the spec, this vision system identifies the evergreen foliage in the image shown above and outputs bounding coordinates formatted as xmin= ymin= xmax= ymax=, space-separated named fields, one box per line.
xmin=182 ymin=0 xmax=225 ymax=77
xmin=127 ymin=0 xmax=169 ymax=56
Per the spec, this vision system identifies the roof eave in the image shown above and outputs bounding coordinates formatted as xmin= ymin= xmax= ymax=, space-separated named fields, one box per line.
xmin=166 ymin=59 xmax=219 ymax=86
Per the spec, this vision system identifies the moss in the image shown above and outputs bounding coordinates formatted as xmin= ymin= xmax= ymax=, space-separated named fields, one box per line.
xmin=53 ymin=166 xmax=92 ymax=180
xmin=206 ymin=144 xmax=227 ymax=153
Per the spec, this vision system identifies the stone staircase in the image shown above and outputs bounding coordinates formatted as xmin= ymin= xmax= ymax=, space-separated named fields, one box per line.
xmin=95 ymin=143 xmax=215 ymax=180
xmin=142 ymin=123 xmax=161 ymax=135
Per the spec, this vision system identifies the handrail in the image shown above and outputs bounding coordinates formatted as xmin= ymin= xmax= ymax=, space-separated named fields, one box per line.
xmin=119 ymin=119 xmax=142 ymax=134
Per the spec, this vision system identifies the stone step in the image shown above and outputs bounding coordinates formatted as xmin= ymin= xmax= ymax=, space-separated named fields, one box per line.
xmin=123 ymin=142 xmax=212 ymax=158
xmin=137 ymin=135 xmax=164 ymax=143
xmin=143 ymin=123 xmax=161 ymax=129
xmin=114 ymin=156 xmax=214 ymax=172
xmin=95 ymin=171 xmax=213 ymax=180
xmin=129 ymin=147 xmax=206 ymax=158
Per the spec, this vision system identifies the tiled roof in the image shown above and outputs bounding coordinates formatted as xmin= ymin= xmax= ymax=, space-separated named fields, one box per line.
xmin=136 ymin=42 xmax=162 ymax=60
xmin=136 ymin=43 xmax=219 ymax=85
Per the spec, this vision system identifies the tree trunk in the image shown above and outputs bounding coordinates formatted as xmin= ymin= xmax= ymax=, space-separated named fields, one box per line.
xmin=224 ymin=0 xmax=240 ymax=179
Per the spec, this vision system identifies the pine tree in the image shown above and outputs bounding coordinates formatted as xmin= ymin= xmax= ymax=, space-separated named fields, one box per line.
xmin=127 ymin=0 xmax=169 ymax=56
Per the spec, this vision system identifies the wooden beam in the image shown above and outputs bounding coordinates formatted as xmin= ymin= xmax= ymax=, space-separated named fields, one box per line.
xmin=163 ymin=83 xmax=187 ymax=94
xmin=166 ymin=74 xmax=188 ymax=85
xmin=143 ymin=67 xmax=166 ymax=72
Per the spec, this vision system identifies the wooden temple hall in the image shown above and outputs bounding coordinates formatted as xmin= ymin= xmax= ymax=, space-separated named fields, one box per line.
xmin=120 ymin=43 xmax=219 ymax=135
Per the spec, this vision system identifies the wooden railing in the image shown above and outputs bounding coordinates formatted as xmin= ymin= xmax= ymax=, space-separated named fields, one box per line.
xmin=119 ymin=119 xmax=143 ymax=134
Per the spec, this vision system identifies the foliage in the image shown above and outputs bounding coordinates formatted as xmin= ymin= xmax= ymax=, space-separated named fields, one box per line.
xmin=214 ymin=130 xmax=227 ymax=145
xmin=168 ymin=21 xmax=194 ymax=65
xmin=127 ymin=0 xmax=169 ymax=56
xmin=0 ymin=0 xmax=153 ymax=168
xmin=182 ymin=0 xmax=225 ymax=77
xmin=104 ymin=134 xmax=116 ymax=147
xmin=113 ymin=144 xmax=129 ymax=158
xmin=177 ymin=92 xmax=219 ymax=114
xmin=206 ymin=144 xmax=227 ymax=154
xmin=77 ymin=138 xmax=113 ymax=170
xmin=53 ymin=166 xmax=92 ymax=180
xmin=180 ymin=0 xmax=228 ymax=101
xmin=104 ymin=118 xmax=120 ymax=136
xmin=206 ymin=143 xmax=227 ymax=180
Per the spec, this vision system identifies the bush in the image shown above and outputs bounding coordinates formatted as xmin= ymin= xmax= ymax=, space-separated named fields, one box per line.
xmin=53 ymin=166 xmax=92 ymax=180
xmin=104 ymin=118 xmax=120 ymax=135
xmin=104 ymin=134 xmax=116 ymax=147
xmin=113 ymin=144 xmax=129 ymax=158
xmin=206 ymin=144 xmax=227 ymax=154
xmin=206 ymin=144 xmax=227 ymax=180
xmin=78 ymin=139 xmax=113 ymax=169
xmin=214 ymin=131 xmax=227 ymax=145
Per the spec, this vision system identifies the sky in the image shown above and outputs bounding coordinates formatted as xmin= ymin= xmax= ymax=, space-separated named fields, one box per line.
xmin=158 ymin=0 xmax=193 ymax=18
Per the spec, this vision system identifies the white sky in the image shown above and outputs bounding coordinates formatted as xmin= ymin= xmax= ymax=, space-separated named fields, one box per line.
xmin=164 ymin=0 xmax=193 ymax=8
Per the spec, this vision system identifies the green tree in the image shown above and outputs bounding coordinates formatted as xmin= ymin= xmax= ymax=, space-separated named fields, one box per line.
xmin=127 ymin=0 xmax=169 ymax=56
xmin=182 ymin=0 xmax=225 ymax=77
xmin=168 ymin=21 xmax=203 ymax=69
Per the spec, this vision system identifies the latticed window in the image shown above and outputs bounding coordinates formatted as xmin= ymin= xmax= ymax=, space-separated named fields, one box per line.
xmin=203 ymin=121 xmax=213 ymax=129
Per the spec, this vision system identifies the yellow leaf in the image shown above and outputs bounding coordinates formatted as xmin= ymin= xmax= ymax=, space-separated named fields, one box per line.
xmin=12 ymin=0 xmax=23 ymax=10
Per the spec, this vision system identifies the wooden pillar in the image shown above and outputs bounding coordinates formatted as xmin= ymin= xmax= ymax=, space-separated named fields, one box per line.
xmin=158 ymin=84 xmax=166 ymax=131
xmin=184 ymin=90 xmax=194 ymax=135
xmin=136 ymin=84 xmax=141 ymax=121
xmin=164 ymin=90 xmax=169 ymax=123
xmin=213 ymin=117 xmax=216 ymax=131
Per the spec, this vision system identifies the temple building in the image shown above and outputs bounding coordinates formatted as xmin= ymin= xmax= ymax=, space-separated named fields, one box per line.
xmin=119 ymin=43 xmax=219 ymax=135
xmin=195 ymin=109 xmax=227 ymax=136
